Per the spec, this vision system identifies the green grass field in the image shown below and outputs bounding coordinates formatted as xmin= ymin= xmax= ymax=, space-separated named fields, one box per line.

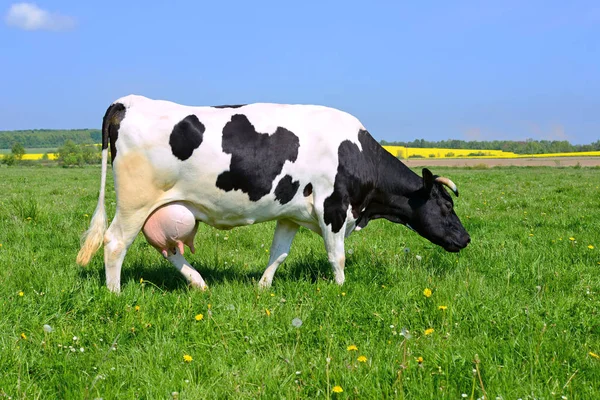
xmin=1 ymin=165 xmax=599 ymax=399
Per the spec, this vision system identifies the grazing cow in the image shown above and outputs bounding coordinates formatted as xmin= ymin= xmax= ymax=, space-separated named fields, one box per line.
xmin=77 ymin=95 xmax=470 ymax=293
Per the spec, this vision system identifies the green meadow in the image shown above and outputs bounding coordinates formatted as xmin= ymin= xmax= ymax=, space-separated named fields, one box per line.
xmin=1 ymin=165 xmax=599 ymax=399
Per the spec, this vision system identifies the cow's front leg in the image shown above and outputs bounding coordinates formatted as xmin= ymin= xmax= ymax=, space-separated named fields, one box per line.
xmin=258 ymin=220 xmax=299 ymax=289
xmin=321 ymin=224 xmax=347 ymax=285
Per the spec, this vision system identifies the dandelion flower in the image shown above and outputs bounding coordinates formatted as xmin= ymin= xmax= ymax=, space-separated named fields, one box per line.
xmin=20 ymin=333 xmax=27 ymax=340
xmin=357 ymin=355 xmax=367 ymax=362
xmin=417 ymin=356 xmax=423 ymax=364
xmin=291 ymin=318 xmax=303 ymax=328
xmin=590 ymin=352 xmax=600 ymax=360
xmin=134 ymin=305 xmax=140 ymax=312
xmin=195 ymin=314 xmax=204 ymax=321
xmin=18 ymin=291 xmax=24 ymax=297
xmin=265 ymin=309 xmax=271 ymax=317
xmin=140 ymin=278 xmax=144 ymax=284
xmin=569 ymin=237 xmax=575 ymax=241
xmin=423 ymin=288 xmax=432 ymax=298
xmin=438 ymin=305 xmax=448 ymax=311
xmin=341 ymin=292 xmax=346 ymax=296
xmin=588 ymin=245 xmax=594 ymax=249
xmin=183 ymin=354 xmax=193 ymax=363
xmin=332 ymin=386 xmax=343 ymax=393
xmin=424 ymin=328 xmax=434 ymax=335
xmin=347 ymin=344 xmax=358 ymax=351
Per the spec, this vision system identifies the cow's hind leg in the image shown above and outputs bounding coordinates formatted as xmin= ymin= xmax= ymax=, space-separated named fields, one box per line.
xmin=258 ymin=220 xmax=299 ymax=289
xmin=103 ymin=209 xmax=150 ymax=293
xmin=164 ymin=247 xmax=207 ymax=290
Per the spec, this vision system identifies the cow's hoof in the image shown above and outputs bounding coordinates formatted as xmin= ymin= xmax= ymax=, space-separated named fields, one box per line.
xmin=258 ymin=279 xmax=272 ymax=290
xmin=190 ymin=281 xmax=208 ymax=291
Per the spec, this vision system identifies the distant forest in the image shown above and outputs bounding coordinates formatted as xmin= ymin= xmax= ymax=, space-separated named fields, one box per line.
xmin=0 ymin=129 xmax=101 ymax=149
xmin=380 ymin=138 xmax=600 ymax=154
xmin=1 ymin=129 xmax=599 ymax=155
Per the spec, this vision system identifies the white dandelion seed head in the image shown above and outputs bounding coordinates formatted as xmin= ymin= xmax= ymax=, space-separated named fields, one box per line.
xmin=292 ymin=318 xmax=303 ymax=328
xmin=80 ymin=347 xmax=84 ymax=352
xmin=400 ymin=327 xmax=412 ymax=339
xmin=415 ymin=255 xmax=422 ymax=261
xmin=72 ymin=336 xmax=78 ymax=341
xmin=43 ymin=324 xmax=53 ymax=333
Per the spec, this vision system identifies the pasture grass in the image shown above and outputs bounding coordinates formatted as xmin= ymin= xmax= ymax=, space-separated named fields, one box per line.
xmin=1 ymin=165 xmax=599 ymax=399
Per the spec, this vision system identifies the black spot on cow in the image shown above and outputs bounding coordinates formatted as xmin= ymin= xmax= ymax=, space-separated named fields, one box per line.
xmin=169 ymin=115 xmax=205 ymax=161
xmin=216 ymin=114 xmax=300 ymax=201
xmin=323 ymin=130 xmax=379 ymax=233
xmin=274 ymin=175 xmax=300 ymax=204
xmin=212 ymin=104 xmax=246 ymax=109
xmin=101 ymin=102 xmax=126 ymax=164
xmin=303 ymin=183 xmax=313 ymax=197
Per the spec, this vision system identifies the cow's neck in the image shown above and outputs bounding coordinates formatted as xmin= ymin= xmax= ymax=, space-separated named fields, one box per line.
xmin=355 ymin=131 xmax=423 ymax=228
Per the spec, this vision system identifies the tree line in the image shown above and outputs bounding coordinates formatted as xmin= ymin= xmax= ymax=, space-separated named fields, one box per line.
xmin=2 ymin=129 xmax=599 ymax=156
xmin=379 ymin=138 xmax=600 ymax=154
xmin=0 ymin=129 xmax=101 ymax=149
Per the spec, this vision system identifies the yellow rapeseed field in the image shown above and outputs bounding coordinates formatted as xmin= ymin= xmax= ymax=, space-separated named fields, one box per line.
xmin=2 ymin=149 xmax=600 ymax=161
xmin=382 ymin=146 xmax=600 ymax=159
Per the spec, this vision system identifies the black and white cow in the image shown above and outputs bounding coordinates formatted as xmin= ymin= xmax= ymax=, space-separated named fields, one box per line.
xmin=77 ymin=95 xmax=470 ymax=293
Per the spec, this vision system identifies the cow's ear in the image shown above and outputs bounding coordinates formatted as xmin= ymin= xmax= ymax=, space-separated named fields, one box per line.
xmin=422 ymin=168 xmax=434 ymax=192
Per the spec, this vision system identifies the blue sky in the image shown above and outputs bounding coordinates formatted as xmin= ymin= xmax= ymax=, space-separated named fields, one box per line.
xmin=1 ymin=1 xmax=599 ymax=144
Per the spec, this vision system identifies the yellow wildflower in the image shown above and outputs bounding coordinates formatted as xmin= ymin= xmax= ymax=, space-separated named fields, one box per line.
xmin=438 ymin=305 xmax=448 ymax=310
xmin=265 ymin=309 xmax=271 ymax=317
xmin=134 ymin=305 xmax=140 ymax=312
xmin=183 ymin=354 xmax=192 ymax=362
xmin=270 ymin=293 xmax=275 ymax=297
xmin=195 ymin=314 xmax=204 ymax=321
xmin=20 ymin=333 xmax=27 ymax=340
xmin=357 ymin=355 xmax=367 ymax=362
xmin=417 ymin=356 xmax=423 ymax=364
xmin=424 ymin=328 xmax=434 ymax=335
xmin=569 ymin=237 xmax=575 ymax=241
xmin=590 ymin=352 xmax=600 ymax=360
xmin=347 ymin=344 xmax=358 ymax=351
xmin=423 ymin=288 xmax=432 ymax=298
xmin=130 ymin=327 xmax=135 ymax=333
xmin=341 ymin=292 xmax=346 ymax=296
xmin=332 ymin=386 xmax=343 ymax=393
xmin=18 ymin=291 xmax=24 ymax=297
xmin=140 ymin=278 xmax=144 ymax=283
xmin=207 ymin=304 xmax=212 ymax=310
xmin=588 ymin=245 xmax=594 ymax=249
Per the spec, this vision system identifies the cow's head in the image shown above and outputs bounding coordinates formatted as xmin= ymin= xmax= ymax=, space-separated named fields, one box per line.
xmin=404 ymin=168 xmax=470 ymax=252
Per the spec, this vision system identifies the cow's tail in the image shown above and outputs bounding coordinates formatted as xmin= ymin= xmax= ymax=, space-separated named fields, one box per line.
xmin=76 ymin=102 xmax=125 ymax=266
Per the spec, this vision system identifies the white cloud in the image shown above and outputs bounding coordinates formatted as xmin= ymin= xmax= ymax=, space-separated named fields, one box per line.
xmin=5 ymin=2 xmax=76 ymax=31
